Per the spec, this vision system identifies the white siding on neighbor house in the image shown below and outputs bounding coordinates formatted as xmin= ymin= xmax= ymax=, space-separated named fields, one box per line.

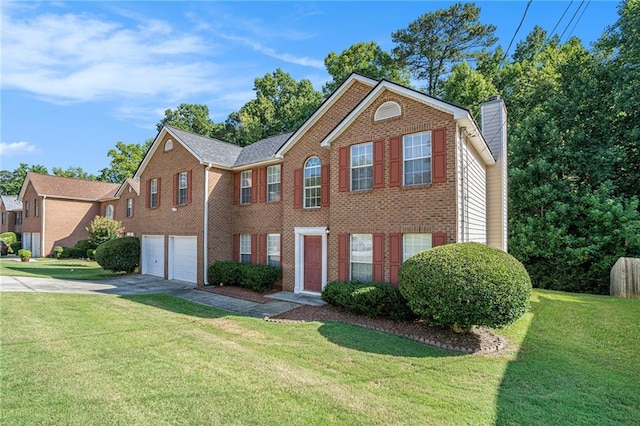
xmin=457 ymin=130 xmax=487 ymax=244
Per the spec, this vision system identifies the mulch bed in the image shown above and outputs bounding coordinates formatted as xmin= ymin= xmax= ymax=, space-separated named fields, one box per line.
xmin=200 ymin=285 xmax=509 ymax=355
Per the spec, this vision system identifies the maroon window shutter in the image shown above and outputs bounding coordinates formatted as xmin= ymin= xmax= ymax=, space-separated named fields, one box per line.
xmin=373 ymin=233 xmax=384 ymax=282
xmin=251 ymin=170 xmax=258 ymax=204
xmin=251 ymin=234 xmax=258 ymax=264
xmin=232 ymin=234 xmax=239 ymax=262
xmin=233 ymin=172 xmax=240 ymax=205
xmin=338 ymin=146 xmax=349 ymax=192
xmin=389 ymin=233 xmax=402 ymax=286
xmin=373 ymin=139 xmax=385 ymax=189
xmin=187 ymin=170 xmax=193 ymax=204
xmin=258 ymin=233 xmax=267 ymax=264
xmin=338 ymin=233 xmax=349 ymax=281
xmin=157 ymin=178 xmax=161 ymax=207
xmin=293 ymin=168 xmax=302 ymax=209
xmin=432 ymin=232 xmax=447 ymax=247
xmin=432 ymin=128 xmax=447 ymax=183
xmin=146 ymin=179 xmax=151 ymax=208
xmin=259 ymin=168 xmax=266 ymax=203
xmin=321 ymin=164 xmax=330 ymax=207
xmin=173 ymin=173 xmax=178 ymax=205
xmin=389 ymin=136 xmax=401 ymax=187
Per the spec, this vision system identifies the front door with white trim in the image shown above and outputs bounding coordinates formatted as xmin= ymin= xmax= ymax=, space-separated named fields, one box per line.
xmin=294 ymin=227 xmax=328 ymax=294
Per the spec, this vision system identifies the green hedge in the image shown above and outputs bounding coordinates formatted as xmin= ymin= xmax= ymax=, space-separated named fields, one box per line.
xmin=321 ymin=281 xmax=415 ymax=321
xmin=208 ymin=261 xmax=280 ymax=292
xmin=95 ymin=236 xmax=140 ymax=273
xmin=399 ymin=242 xmax=532 ymax=331
xmin=0 ymin=232 xmax=18 ymax=253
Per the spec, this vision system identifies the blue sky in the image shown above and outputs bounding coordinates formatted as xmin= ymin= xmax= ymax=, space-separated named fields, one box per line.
xmin=1 ymin=1 xmax=621 ymax=178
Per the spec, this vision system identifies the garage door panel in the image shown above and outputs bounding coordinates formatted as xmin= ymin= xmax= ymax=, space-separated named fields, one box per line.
xmin=169 ymin=236 xmax=197 ymax=283
xmin=142 ymin=235 xmax=164 ymax=278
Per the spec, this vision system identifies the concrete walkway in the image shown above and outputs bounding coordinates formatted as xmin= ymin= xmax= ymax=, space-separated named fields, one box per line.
xmin=0 ymin=273 xmax=313 ymax=318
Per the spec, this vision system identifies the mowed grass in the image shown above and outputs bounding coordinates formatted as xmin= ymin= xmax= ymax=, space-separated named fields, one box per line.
xmin=1 ymin=290 xmax=638 ymax=425
xmin=0 ymin=258 xmax=118 ymax=280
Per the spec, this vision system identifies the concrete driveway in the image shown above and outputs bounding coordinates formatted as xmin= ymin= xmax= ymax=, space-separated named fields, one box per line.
xmin=0 ymin=272 xmax=303 ymax=318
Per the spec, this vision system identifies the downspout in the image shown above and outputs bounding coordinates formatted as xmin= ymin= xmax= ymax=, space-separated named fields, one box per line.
xmin=41 ymin=196 xmax=46 ymax=257
xmin=203 ymin=164 xmax=212 ymax=285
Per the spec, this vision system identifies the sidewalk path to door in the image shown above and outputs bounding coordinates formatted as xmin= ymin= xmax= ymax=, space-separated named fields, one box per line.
xmin=0 ymin=274 xmax=306 ymax=318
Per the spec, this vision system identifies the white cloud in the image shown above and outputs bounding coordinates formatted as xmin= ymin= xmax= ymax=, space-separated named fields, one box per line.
xmin=219 ymin=34 xmax=324 ymax=69
xmin=0 ymin=142 xmax=40 ymax=156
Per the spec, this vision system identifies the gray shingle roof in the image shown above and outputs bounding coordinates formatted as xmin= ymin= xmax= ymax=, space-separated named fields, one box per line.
xmin=0 ymin=195 xmax=22 ymax=211
xmin=166 ymin=126 xmax=243 ymax=168
xmin=234 ymin=132 xmax=292 ymax=166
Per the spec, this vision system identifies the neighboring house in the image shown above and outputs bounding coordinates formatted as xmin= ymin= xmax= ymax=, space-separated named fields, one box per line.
xmin=0 ymin=195 xmax=23 ymax=234
xmin=100 ymin=178 xmax=141 ymax=237
xmin=18 ymin=173 xmax=121 ymax=257
xmin=134 ymin=74 xmax=508 ymax=291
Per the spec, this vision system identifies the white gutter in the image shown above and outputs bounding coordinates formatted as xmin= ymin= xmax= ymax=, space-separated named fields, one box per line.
xmin=203 ymin=164 xmax=212 ymax=285
xmin=41 ymin=196 xmax=46 ymax=257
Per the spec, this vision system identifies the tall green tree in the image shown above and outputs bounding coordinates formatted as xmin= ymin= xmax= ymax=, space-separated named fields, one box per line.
xmin=0 ymin=163 xmax=48 ymax=195
xmin=156 ymin=104 xmax=215 ymax=136
xmin=441 ymin=61 xmax=497 ymax=119
xmin=392 ymin=2 xmax=497 ymax=96
xmin=323 ymin=41 xmax=411 ymax=95
xmin=100 ymin=139 xmax=153 ymax=183
xmin=52 ymin=166 xmax=98 ymax=181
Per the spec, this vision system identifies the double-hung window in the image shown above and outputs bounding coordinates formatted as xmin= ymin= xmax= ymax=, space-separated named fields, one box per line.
xmin=239 ymin=234 xmax=251 ymax=264
xmin=149 ymin=178 xmax=158 ymax=208
xmin=350 ymin=234 xmax=373 ymax=281
xmin=267 ymin=165 xmax=281 ymax=202
xmin=403 ymin=234 xmax=432 ymax=261
xmin=126 ymin=199 xmax=133 ymax=217
xmin=240 ymin=171 xmax=252 ymax=204
xmin=178 ymin=171 xmax=188 ymax=205
xmin=34 ymin=199 xmax=39 ymax=217
xmin=267 ymin=234 xmax=281 ymax=267
xmin=351 ymin=142 xmax=373 ymax=191
xmin=403 ymin=131 xmax=431 ymax=186
xmin=24 ymin=201 xmax=29 ymax=217
xmin=304 ymin=157 xmax=321 ymax=208
xmin=105 ymin=205 xmax=114 ymax=219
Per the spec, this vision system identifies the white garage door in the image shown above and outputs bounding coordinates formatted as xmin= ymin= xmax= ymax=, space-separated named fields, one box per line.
xmin=32 ymin=233 xmax=41 ymax=257
xmin=141 ymin=235 xmax=165 ymax=278
xmin=169 ymin=236 xmax=197 ymax=283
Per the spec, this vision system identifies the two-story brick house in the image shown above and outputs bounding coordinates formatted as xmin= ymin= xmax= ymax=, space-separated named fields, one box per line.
xmin=134 ymin=74 xmax=507 ymax=292
xmin=0 ymin=195 xmax=23 ymax=235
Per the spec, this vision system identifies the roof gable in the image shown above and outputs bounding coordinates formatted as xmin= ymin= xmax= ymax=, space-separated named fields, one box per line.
xmin=19 ymin=173 xmax=120 ymax=201
xmin=0 ymin=195 xmax=22 ymax=211
xmin=320 ymin=80 xmax=495 ymax=165
xmin=115 ymin=178 xmax=140 ymax=198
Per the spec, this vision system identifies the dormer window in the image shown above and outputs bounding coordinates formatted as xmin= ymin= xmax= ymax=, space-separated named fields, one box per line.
xmin=164 ymin=139 xmax=174 ymax=151
xmin=374 ymin=101 xmax=401 ymax=121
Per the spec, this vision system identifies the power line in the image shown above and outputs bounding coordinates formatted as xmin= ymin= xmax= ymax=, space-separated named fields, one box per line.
xmin=549 ymin=0 xmax=574 ymax=38
xmin=566 ymin=0 xmax=591 ymax=40
xmin=559 ymin=0 xmax=586 ymax=42
xmin=501 ymin=0 xmax=533 ymax=66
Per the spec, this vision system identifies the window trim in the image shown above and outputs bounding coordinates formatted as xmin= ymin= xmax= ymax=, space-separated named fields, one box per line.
xmin=350 ymin=142 xmax=373 ymax=191
xmin=24 ymin=201 xmax=29 ymax=218
xmin=34 ymin=199 xmax=39 ymax=217
xmin=403 ymin=131 xmax=432 ymax=187
xmin=267 ymin=165 xmax=281 ymax=202
xmin=126 ymin=198 xmax=133 ymax=218
xmin=239 ymin=234 xmax=251 ymax=264
xmin=403 ymin=233 xmax=432 ymax=262
xmin=267 ymin=233 xmax=280 ymax=267
xmin=240 ymin=170 xmax=252 ymax=205
xmin=105 ymin=204 xmax=114 ymax=219
xmin=303 ymin=156 xmax=321 ymax=209
xmin=177 ymin=171 xmax=188 ymax=205
xmin=149 ymin=178 xmax=158 ymax=208
xmin=350 ymin=234 xmax=373 ymax=282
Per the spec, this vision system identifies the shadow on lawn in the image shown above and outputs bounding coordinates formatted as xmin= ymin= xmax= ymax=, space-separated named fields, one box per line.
xmin=122 ymin=293 xmax=228 ymax=319
xmin=317 ymin=321 xmax=459 ymax=358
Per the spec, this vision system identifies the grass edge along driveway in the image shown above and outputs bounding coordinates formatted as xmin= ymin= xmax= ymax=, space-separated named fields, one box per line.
xmin=0 ymin=258 xmax=119 ymax=280
xmin=1 ymin=290 xmax=638 ymax=425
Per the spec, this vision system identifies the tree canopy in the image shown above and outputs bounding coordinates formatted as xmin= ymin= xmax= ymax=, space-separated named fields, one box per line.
xmin=100 ymin=139 xmax=153 ymax=183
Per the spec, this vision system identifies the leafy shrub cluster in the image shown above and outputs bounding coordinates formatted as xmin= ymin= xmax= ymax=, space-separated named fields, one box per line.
xmin=10 ymin=242 xmax=21 ymax=253
xmin=95 ymin=236 xmax=140 ymax=273
xmin=208 ymin=261 xmax=281 ymax=292
xmin=399 ymin=242 xmax=532 ymax=331
xmin=321 ymin=281 xmax=415 ymax=321
xmin=86 ymin=216 xmax=124 ymax=247
xmin=52 ymin=240 xmax=98 ymax=259
xmin=0 ymin=232 xmax=18 ymax=252
xmin=18 ymin=249 xmax=31 ymax=259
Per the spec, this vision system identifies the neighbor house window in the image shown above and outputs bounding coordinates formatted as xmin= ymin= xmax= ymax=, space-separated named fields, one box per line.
xmin=240 ymin=170 xmax=252 ymax=205
xmin=403 ymin=131 xmax=432 ymax=186
xmin=1 ymin=212 xmax=5 ymax=225
xmin=239 ymin=234 xmax=251 ymax=264
xmin=350 ymin=234 xmax=373 ymax=281
xmin=351 ymin=142 xmax=373 ymax=191
xmin=267 ymin=165 xmax=281 ymax=202
xmin=15 ymin=212 xmax=22 ymax=225
xmin=149 ymin=178 xmax=158 ymax=208
xmin=105 ymin=205 xmax=114 ymax=219
xmin=34 ymin=199 xmax=39 ymax=217
xmin=24 ymin=201 xmax=29 ymax=217
xmin=178 ymin=171 xmax=188 ymax=205
xmin=126 ymin=199 xmax=133 ymax=217
xmin=267 ymin=234 xmax=281 ymax=267
xmin=403 ymin=234 xmax=432 ymax=262
xmin=304 ymin=156 xmax=321 ymax=208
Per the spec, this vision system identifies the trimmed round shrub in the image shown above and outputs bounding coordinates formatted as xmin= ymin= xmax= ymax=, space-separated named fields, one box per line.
xmin=399 ymin=242 xmax=532 ymax=331
xmin=53 ymin=246 xmax=64 ymax=259
xmin=18 ymin=249 xmax=31 ymax=259
xmin=322 ymin=281 xmax=415 ymax=320
xmin=208 ymin=261 xmax=243 ymax=286
xmin=207 ymin=261 xmax=281 ymax=292
xmin=95 ymin=236 xmax=140 ymax=273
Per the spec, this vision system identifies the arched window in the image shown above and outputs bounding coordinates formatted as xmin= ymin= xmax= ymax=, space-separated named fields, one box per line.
xmin=105 ymin=204 xmax=114 ymax=219
xmin=304 ymin=156 xmax=321 ymax=208
xmin=164 ymin=139 xmax=174 ymax=151
xmin=374 ymin=101 xmax=401 ymax=121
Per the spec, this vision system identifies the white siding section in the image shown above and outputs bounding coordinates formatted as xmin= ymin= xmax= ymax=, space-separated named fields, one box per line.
xmin=457 ymin=129 xmax=487 ymax=243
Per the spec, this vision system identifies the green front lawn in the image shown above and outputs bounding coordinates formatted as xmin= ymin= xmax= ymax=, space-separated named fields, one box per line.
xmin=0 ymin=258 xmax=118 ymax=280
xmin=1 ymin=290 xmax=638 ymax=425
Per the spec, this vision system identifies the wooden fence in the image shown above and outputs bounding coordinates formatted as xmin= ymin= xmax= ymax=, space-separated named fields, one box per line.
xmin=610 ymin=257 xmax=640 ymax=298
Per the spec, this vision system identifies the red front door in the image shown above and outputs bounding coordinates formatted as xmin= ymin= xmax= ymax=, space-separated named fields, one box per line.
xmin=304 ymin=236 xmax=322 ymax=292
